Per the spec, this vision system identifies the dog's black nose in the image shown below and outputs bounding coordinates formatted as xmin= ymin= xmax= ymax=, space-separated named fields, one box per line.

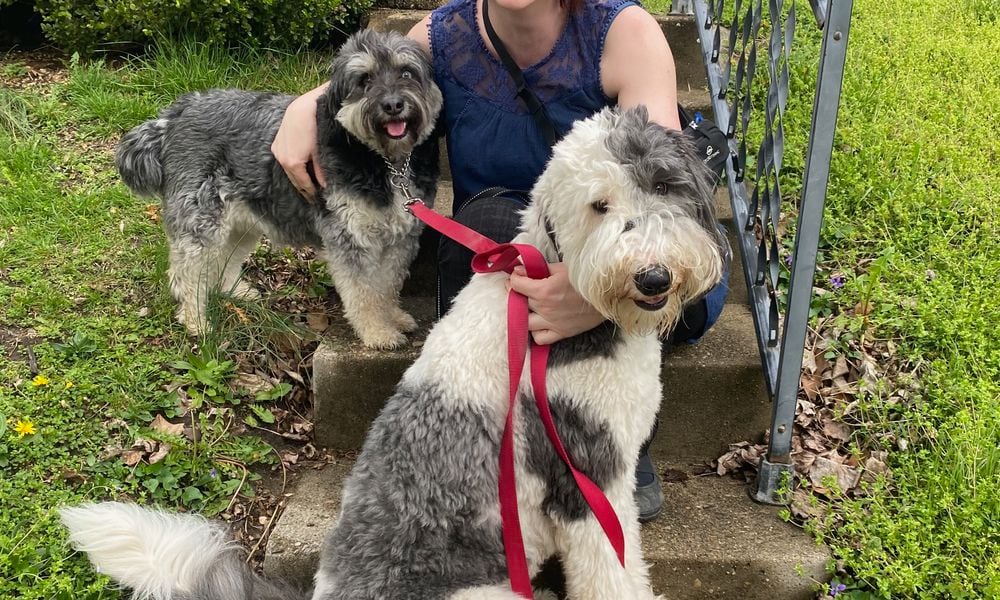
xmin=381 ymin=96 xmax=405 ymax=115
xmin=633 ymin=265 xmax=672 ymax=296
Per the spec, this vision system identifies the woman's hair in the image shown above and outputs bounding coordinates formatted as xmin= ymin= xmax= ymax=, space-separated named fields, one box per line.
xmin=561 ymin=0 xmax=583 ymax=12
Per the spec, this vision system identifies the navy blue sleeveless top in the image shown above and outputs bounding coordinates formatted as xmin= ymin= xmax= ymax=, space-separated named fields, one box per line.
xmin=430 ymin=0 xmax=637 ymax=209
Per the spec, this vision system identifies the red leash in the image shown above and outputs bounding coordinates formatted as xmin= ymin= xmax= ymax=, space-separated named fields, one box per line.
xmin=405 ymin=199 xmax=625 ymax=597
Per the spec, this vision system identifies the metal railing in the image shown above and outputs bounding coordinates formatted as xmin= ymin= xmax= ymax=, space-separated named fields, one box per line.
xmin=673 ymin=0 xmax=853 ymax=503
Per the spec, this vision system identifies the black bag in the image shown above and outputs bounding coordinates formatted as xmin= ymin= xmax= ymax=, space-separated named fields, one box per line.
xmin=676 ymin=104 xmax=731 ymax=184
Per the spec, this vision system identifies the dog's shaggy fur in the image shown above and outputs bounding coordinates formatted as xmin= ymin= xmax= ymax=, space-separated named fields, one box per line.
xmin=116 ymin=29 xmax=442 ymax=349
xmin=63 ymin=106 xmax=726 ymax=600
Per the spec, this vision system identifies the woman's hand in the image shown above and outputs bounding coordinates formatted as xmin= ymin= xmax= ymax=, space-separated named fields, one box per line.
xmin=271 ymin=83 xmax=329 ymax=201
xmin=508 ymin=263 xmax=605 ymax=345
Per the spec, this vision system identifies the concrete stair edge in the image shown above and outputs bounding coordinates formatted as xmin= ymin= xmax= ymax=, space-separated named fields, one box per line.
xmin=312 ymin=302 xmax=766 ymax=455
xmin=264 ymin=467 xmax=829 ymax=599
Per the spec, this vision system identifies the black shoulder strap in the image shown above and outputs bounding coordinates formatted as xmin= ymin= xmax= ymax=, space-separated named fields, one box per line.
xmin=481 ymin=0 xmax=560 ymax=147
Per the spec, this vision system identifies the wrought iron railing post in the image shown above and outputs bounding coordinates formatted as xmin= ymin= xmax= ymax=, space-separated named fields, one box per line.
xmin=752 ymin=0 xmax=853 ymax=504
xmin=690 ymin=0 xmax=853 ymax=504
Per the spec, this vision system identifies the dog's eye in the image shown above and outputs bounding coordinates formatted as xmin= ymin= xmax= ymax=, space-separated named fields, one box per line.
xmin=654 ymin=181 xmax=670 ymax=195
xmin=591 ymin=199 xmax=609 ymax=214
xmin=400 ymin=69 xmax=414 ymax=79
xmin=360 ymin=74 xmax=371 ymax=89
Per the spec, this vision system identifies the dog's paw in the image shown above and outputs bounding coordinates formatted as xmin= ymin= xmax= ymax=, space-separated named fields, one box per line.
xmin=229 ymin=280 xmax=260 ymax=300
xmin=391 ymin=308 xmax=419 ymax=333
xmin=177 ymin=308 xmax=208 ymax=337
xmin=359 ymin=326 xmax=408 ymax=350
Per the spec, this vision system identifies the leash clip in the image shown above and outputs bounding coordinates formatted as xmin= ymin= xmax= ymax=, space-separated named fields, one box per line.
xmin=403 ymin=197 xmax=424 ymax=214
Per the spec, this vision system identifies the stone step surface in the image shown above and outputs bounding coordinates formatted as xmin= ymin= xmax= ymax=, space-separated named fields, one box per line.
xmin=656 ymin=304 xmax=769 ymax=463
xmin=315 ymin=185 xmax=760 ymax=456
xmin=312 ymin=288 xmax=761 ymax=457
xmin=264 ymin=464 xmax=829 ymax=598
xmin=312 ymin=314 xmax=766 ymax=457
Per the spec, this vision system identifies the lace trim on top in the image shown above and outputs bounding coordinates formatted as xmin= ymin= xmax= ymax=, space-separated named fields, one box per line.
xmin=432 ymin=0 xmax=635 ymax=113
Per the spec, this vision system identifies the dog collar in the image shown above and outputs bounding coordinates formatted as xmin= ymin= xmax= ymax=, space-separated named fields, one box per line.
xmin=384 ymin=154 xmax=414 ymax=201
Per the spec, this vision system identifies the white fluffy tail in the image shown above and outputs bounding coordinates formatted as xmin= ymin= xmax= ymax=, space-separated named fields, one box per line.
xmin=60 ymin=502 xmax=244 ymax=600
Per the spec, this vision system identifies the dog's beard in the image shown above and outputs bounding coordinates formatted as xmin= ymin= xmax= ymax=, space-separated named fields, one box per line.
xmin=569 ymin=213 xmax=723 ymax=337
xmin=336 ymin=89 xmax=438 ymax=161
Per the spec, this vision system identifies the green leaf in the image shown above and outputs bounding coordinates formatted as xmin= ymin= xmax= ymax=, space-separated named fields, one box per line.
xmin=182 ymin=486 xmax=204 ymax=502
xmin=249 ymin=403 xmax=275 ymax=424
xmin=255 ymin=382 xmax=292 ymax=402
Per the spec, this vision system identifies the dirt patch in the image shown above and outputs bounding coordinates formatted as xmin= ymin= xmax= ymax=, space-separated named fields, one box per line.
xmin=1 ymin=48 xmax=68 ymax=91
xmin=0 ymin=325 xmax=41 ymax=371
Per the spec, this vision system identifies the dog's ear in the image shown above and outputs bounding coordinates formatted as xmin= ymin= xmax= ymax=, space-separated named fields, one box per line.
xmin=326 ymin=29 xmax=377 ymax=115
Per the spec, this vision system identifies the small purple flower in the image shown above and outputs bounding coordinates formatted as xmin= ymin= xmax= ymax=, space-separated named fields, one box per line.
xmin=829 ymin=582 xmax=847 ymax=597
xmin=209 ymin=468 xmax=218 ymax=479
xmin=830 ymin=274 xmax=846 ymax=290
xmin=784 ymin=254 xmax=793 ymax=267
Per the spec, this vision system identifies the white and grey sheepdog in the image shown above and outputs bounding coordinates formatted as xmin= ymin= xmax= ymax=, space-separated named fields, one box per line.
xmin=62 ymin=106 xmax=726 ymax=600
xmin=116 ymin=29 xmax=442 ymax=349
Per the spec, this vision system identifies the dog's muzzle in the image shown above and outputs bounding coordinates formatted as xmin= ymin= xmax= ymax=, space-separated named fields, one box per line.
xmin=379 ymin=94 xmax=409 ymax=140
xmin=378 ymin=94 xmax=413 ymax=139
xmin=633 ymin=265 xmax=672 ymax=311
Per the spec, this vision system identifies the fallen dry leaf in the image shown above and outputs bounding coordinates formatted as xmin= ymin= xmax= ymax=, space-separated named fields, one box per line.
xmin=148 ymin=443 xmax=172 ymax=464
xmin=150 ymin=414 xmax=184 ymax=436
xmin=808 ymin=456 xmax=861 ymax=495
xmin=231 ymin=372 xmax=275 ymax=397
xmin=306 ymin=312 xmax=329 ymax=333
xmin=820 ymin=413 xmax=852 ymax=442
xmin=280 ymin=450 xmax=299 ymax=466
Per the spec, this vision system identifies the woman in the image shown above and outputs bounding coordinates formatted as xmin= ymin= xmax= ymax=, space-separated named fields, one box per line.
xmin=272 ymin=0 xmax=728 ymax=523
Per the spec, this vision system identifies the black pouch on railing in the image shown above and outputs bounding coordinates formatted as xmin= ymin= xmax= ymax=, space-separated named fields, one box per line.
xmin=677 ymin=104 xmax=730 ymax=185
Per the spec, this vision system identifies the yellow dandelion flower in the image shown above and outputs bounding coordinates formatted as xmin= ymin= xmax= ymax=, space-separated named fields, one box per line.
xmin=65 ymin=381 xmax=74 ymax=389
xmin=14 ymin=419 xmax=36 ymax=437
xmin=32 ymin=374 xmax=50 ymax=386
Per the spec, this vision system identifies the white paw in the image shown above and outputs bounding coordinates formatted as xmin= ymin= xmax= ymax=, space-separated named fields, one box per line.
xmin=229 ymin=280 xmax=260 ymax=300
xmin=392 ymin=308 xmax=419 ymax=333
xmin=177 ymin=308 xmax=208 ymax=336
xmin=358 ymin=326 xmax=407 ymax=350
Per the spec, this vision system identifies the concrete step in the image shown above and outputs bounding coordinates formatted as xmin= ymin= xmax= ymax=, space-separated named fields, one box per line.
xmin=317 ymin=183 xmax=759 ymax=453
xmin=313 ymin=300 xmax=763 ymax=456
xmin=655 ymin=304 xmax=768 ymax=462
xmin=264 ymin=465 xmax=829 ymax=598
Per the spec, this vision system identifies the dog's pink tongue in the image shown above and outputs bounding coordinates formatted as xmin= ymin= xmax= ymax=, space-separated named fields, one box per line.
xmin=386 ymin=121 xmax=407 ymax=137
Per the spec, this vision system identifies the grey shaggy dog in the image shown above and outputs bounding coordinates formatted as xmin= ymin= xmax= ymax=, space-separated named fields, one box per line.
xmin=117 ymin=29 xmax=442 ymax=349
xmin=61 ymin=107 xmax=726 ymax=600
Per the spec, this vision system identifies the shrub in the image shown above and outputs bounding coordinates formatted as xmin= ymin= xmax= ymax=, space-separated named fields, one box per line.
xmin=31 ymin=0 xmax=372 ymax=53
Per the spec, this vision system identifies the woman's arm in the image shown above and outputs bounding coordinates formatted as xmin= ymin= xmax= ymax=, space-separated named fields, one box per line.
xmin=601 ymin=5 xmax=682 ymax=130
xmin=271 ymin=82 xmax=329 ymax=200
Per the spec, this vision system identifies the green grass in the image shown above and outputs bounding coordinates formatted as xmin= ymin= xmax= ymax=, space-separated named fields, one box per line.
xmin=3 ymin=4 xmax=999 ymax=597
xmin=759 ymin=0 xmax=1000 ymax=596
xmin=650 ymin=0 xmax=999 ymax=595
xmin=0 ymin=40 xmax=329 ymax=599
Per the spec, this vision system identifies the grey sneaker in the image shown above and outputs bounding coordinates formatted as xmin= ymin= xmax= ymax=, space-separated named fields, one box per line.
xmin=635 ymin=451 xmax=664 ymax=523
